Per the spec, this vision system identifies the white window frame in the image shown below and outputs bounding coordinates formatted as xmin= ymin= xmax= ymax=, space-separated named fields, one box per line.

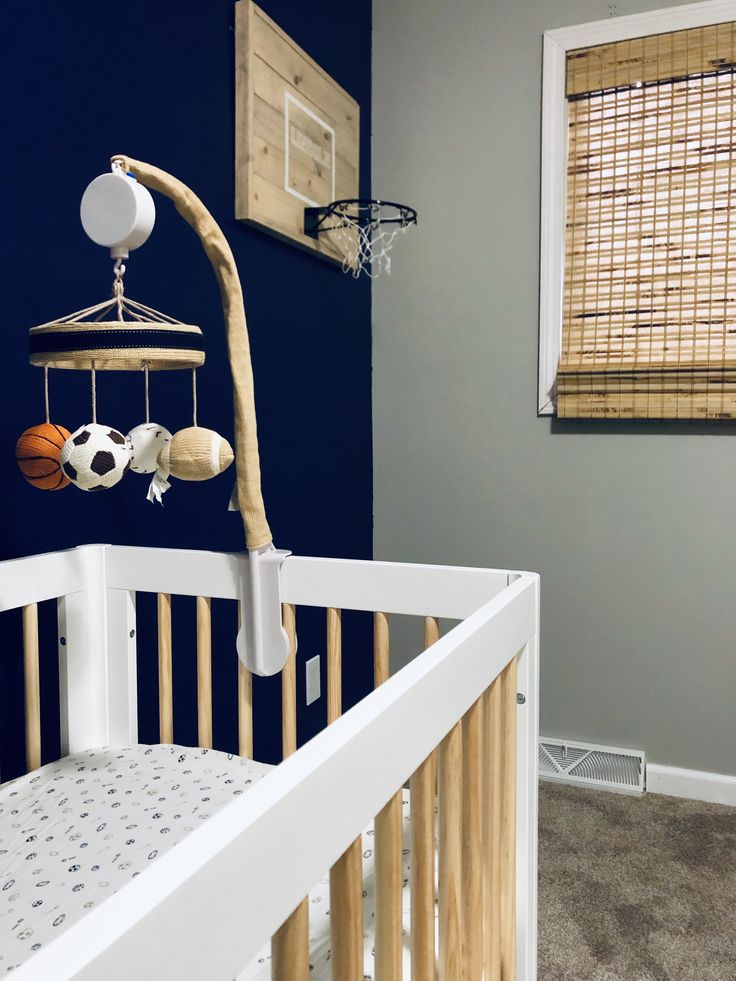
xmin=538 ymin=0 xmax=736 ymax=415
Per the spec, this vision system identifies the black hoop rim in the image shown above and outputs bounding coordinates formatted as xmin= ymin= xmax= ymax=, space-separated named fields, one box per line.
xmin=304 ymin=198 xmax=418 ymax=238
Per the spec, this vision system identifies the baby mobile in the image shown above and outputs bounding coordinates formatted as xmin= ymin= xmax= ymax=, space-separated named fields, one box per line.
xmin=15 ymin=162 xmax=233 ymax=500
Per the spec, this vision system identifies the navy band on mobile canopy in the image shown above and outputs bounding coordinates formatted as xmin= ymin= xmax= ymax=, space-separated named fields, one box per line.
xmin=29 ymin=328 xmax=205 ymax=356
xmin=29 ymin=319 xmax=206 ymax=371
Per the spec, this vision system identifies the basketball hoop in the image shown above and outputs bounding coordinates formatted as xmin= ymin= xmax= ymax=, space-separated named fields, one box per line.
xmin=304 ymin=198 xmax=417 ymax=279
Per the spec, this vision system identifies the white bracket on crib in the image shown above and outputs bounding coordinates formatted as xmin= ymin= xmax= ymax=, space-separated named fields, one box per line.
xmin=236 ymin=544 xmax=292 ymax=676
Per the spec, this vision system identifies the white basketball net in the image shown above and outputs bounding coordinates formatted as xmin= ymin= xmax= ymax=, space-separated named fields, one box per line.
xmin=323 ymin=201 xmax=414 ymax=279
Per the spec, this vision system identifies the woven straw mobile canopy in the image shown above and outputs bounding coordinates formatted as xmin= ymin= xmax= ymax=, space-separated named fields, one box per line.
xmin=29 ymin=294 xmax=204 ymax=371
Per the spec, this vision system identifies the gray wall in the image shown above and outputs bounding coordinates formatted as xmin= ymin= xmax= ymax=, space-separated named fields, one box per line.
xmin=372 ymin=0 xmax=736 ymax=775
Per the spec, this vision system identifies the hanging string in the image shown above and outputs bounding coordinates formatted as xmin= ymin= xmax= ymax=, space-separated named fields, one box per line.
xmin=192 ymin=368 xmax=198 ymax=427
xmin=144 ymin=363 xmax=150 ymax=424
xmin=113 ymin=259 xmax=126 ymax=320
xmin=44 ymin=367 xmax=50 ymax=425
xmin=91 ymin=362 xmax=97 ymax=424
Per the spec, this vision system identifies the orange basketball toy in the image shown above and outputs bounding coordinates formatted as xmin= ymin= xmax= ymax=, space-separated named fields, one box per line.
xmin=16 ymin=423 xmax=72 ymax=490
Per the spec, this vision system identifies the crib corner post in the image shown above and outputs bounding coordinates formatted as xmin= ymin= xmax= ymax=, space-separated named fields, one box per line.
xmin=515 ymin=576 xmax=540 ymax=981
xmin=105 ymin=588 xmax=138 ymax=747
xmin=58 ymin=545 xmax=138 ymax=754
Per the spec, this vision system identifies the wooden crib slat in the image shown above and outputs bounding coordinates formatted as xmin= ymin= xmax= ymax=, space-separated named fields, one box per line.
xmin=424 ymin=617 xmax=440 ymax=796
xmin=330 ymin=837 xmax=364 ymax=980
xmin=462 ymin=696 xmax=484 ymax=979
xmin=272 ymin=602 xmax=310 ymax=981
xmin=196 ymin=596 xmax=212 ymax=749
xmin=483 ymin=673 xmax=504 ymax=981
xmin=500 ymin=657 xmax=518 ymax=981
xmin=375 ymin=792 xmax=403 ymax=980
xmin=424 ymin=617 xmax=440 ymax=798
xmin=237 ymin=660 xmax=253 ymax=757
xmin=236 ymin=603 xmax=253 ymax=758
xmin=327 ymin=607 xmax=364 ymax=981
xmin=157 ymin=593 xmax=173 ymax=743
xmin=424 ymin=615 xmax=440 ymax=650
xmin=374 ymin=610 xmax=390 ymax=686
xmin=272 ymin=901 xmax=310 ymax=981
xmin=281 ymin=603 xmax=298 ymax=756
xmin=23 ymin=603 xmax=41 ymax=773
xmin=410 ymin=616 xmax=440 ymax=981
xmin=410 ymin=752 xmax=435 ymax=981
xmin=327 ymin=606 xmax=342 ymax=722
xmin=424 ymin=617 xmax=440 ymax=800
xmin=439 ymin=720 xmax=463 ymax=981
xmin=483 ymin=658 xmax=519 ymax=981
xmin=373 ymin=612 xmax=402 ymax=980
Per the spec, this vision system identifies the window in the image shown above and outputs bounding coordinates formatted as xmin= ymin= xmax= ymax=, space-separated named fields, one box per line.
xmin=539 ymin=2 xmax=736 ymax=418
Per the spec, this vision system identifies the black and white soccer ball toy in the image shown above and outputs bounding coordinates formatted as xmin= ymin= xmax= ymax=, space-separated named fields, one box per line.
xmin=60 ymin=423 xmax=131 ymax=491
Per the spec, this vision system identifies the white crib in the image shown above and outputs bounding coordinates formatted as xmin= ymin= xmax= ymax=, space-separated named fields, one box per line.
xmin=0 ymin=543 xmax=539 ymax=981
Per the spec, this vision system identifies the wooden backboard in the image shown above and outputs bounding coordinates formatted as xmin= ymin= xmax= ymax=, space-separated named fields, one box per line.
xmin=234 ymin=1 xmax=360 ymax=264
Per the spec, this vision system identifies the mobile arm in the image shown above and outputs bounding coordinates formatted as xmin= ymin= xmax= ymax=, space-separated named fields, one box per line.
xmin=112 ymin=155 xmax=290 ymax=676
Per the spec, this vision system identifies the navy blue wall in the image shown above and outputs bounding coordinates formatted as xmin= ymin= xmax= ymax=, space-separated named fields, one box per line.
xmin=0 ymin=0 xmax=373 ymax=775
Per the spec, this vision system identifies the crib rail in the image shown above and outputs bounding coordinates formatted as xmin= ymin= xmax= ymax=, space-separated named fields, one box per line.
xmin=0 ymin=548 xmax=87 ymax=610
xmin=105 ymin=546 xmax=513 ymax=617
xmin=1 ymin=546 xmax=538 ymax=981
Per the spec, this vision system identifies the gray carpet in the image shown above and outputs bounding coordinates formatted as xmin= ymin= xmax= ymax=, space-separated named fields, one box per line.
xmin=538 ymin=782 xmax=736 ymax=981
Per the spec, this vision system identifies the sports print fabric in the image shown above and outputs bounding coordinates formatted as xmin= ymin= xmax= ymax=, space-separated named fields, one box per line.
xmin=0 ymin=744 xmax=272 ymax=972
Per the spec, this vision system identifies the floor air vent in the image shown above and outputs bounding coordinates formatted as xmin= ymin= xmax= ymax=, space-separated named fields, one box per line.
xmin=539 ymin=737 xmax=645 ymax=794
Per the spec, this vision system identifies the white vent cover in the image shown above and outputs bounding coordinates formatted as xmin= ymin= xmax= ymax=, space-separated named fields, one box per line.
xmin=539 ymin=737 xmax=645 ymax=794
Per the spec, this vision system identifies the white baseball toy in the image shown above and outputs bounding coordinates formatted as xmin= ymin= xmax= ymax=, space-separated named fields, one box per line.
xmin=126 ymin=422 xmax=173 ymax=504
xmin=127 ymin=423 xmax=172 ymax=473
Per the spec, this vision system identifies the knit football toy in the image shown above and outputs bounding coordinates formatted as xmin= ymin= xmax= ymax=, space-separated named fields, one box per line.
xmin=159 ymin=426 xmax=234 ymax=481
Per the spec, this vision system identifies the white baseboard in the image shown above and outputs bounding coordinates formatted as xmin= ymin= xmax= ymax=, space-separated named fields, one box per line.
xmin=646 ymin=763 xmax=736 ymax=806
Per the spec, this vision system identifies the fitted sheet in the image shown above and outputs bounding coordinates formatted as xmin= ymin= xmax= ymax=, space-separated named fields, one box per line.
xmin=0 ymin=744 xmax=272 ymax=973
xmin=2 ymin=750 xmax=438 ymax=979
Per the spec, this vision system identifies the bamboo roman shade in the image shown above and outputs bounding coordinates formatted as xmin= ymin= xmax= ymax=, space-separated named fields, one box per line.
xmin=558 ymin=23 xmax=736 ymax=419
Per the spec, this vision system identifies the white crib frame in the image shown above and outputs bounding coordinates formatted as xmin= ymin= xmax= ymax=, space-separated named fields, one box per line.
xmin=0 ymin=544 xmax=539 ymax=981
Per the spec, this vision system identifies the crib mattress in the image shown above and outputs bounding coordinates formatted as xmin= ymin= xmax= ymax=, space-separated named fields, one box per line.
xmin=0 ymin=744 xmax=272 ymax=974
xmin=240 ymin=789 xmax=438 ymax=981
